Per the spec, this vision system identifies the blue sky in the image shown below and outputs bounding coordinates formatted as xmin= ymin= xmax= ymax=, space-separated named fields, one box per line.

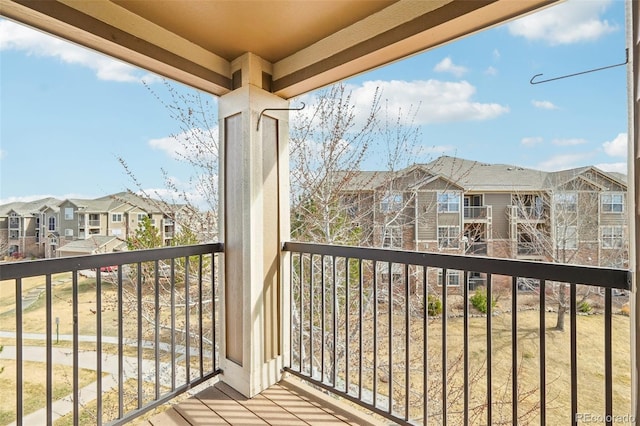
xmin=0 ymin=0 xmax=630 ymax=207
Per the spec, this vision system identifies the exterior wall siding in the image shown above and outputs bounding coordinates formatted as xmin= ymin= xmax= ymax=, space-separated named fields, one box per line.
xmin=484 ymin=193 xmax=510 ymax=240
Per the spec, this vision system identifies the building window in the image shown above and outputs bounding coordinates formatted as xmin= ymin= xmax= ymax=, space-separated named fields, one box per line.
xmin=137 ymin=213 xmax=148 ymax=222
xmin=437 ymin=192 xmax=460 ymax=213
xmin=65 ymin=207 xmax=74 ymax=220
xmin=601 ymin=193 xmax=624 ymax=213
xmin=35 ymin=230 xmax=39 ymax=243
xmin=341 ymin=195 xmax=359 ymax=218
xmin=382 ymin=226 xmax=402 ymax=249
xmin=554 ymin=192 xmax=577 ymax=212
xmin=65 ymin=229 xmax=74 ymax=237
xmin=112 ymin=229 xmax=122 ymax=236
xmin=380 ymin=192 xmax=403 ymax=213
xmin=50 ymin=237 xmax=58 ymax=246
xmin=601 ymin=226 xmax=624 ymax=249
xmin=556 ymin=225 xmax=577 ymax=250
xmin=438 ymin=226 xmax=460 ymax=249
xmin=112 ymin=213 xmax=123 ymax=222
xmin=438 ymin=269 xmax=460 ymax=286
xmin=48 ymin=216 xmax=56 ymax=231
xmin=9 ymin=230 xmax=19 ymax=239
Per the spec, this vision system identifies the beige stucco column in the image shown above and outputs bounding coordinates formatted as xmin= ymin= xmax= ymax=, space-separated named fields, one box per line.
xmin=218 ymin=53 xmax=291 ymax=397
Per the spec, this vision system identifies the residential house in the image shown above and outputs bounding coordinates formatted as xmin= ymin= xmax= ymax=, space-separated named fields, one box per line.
xmin=0 ymin=192 xmax=189 ymax=258
xmin=339 ymin=156 xmax=628 ymax=286
xmin=0 ymin=197 xmax=61 ymax=258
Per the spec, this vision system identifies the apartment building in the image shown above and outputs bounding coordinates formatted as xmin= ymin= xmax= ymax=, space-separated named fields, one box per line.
xmin=0 ymin=192 xmax=187 ymax=258
xmin=339 ymin=156 xmax=628 ymax=284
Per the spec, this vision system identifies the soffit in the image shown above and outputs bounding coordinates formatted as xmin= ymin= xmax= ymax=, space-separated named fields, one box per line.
xmin=1 ymin=0 xmax=559 ymax=99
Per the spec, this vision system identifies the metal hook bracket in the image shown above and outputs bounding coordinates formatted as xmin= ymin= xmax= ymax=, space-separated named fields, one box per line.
xmin=530 ymin=48 xmax=628 ymax=85
xmin=256 ymin=102 xmax=305 ymax=130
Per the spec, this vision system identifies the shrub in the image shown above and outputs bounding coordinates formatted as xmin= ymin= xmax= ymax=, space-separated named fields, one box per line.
xmin=470 ymin=287 xmax=496 ymax=314
xmin=427 ymin=294 xmax=442 ymax=316
xmin=577 ymin=300 xmax=592 ymax=314
xmin=620 ymin=303 xmax=630 ymax=316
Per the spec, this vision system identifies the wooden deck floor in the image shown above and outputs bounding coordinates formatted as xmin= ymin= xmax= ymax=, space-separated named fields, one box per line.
xmin=144 ymin=377 xmax=385 ymax=426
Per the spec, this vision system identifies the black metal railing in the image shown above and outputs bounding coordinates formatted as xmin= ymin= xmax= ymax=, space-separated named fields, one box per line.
xmin=0 ymin=243 xmax=223 ymax=426
xmin=283 ymin=242 xmax=631 ymax=426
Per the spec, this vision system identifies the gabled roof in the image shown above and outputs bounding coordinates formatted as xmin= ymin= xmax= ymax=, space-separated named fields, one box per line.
xmin=546 ymin=166 xmax=628 ymax=191
xmin=57 ymin=235 xmax=125 ymax=254
xmin=0 ymin=197 xmax=62 ymax=217
xmin=340 ymin=156 xmax=628 ymax=194
xmin=62 ymin=197 xmax=120 ymax=212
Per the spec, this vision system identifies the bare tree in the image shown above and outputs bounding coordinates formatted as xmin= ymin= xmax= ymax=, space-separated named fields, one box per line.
xmin=512 ymin=170 xmax=628 ymax=331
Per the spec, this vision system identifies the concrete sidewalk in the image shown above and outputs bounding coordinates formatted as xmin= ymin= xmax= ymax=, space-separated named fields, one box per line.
xmin=1 ymin=344 xmax=190 ymax=425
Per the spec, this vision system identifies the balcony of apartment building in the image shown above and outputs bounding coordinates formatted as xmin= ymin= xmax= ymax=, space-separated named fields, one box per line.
xmin=463 ymin=205 xmax=492 ymax=222
xmin=0 ymin=1 xmax=638 ymax=425
xmin=508 ymin=204 xmax=547 ymax=224
xmin=79 ymin=214 xmax=101 ymax=229
xmin=8 ymin=217 xmax=20 ymax=230
xmin=463 ymin=195 xmax=492 ymax=224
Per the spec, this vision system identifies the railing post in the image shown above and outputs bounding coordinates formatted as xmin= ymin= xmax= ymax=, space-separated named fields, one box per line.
xmin=218 ymin=52 xmax=290 ymax=397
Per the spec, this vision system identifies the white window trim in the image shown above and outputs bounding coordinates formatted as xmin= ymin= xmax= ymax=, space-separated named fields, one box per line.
xmin=437 ymin=192 xmax=460 ymax=213
xmin=601 ymin=193 xmax=624 ymax=213
xmin=554 ymin=192 xmax=577 ymax=212
xmin=380 ymin=191 xmax=403 ymax=214
xmin=601 ymin=225 xmax=624 ymax=249
xmin=65 ymin=208 xmax=74 ymax=220
xmin=438 ymin=269 xmax=461 ymax=287
xmin=438 ymin=226 xmax=460 ymax=249
xmin=556 ymin=225 xmax=578 ymax=250
xmin=112 ymin=213 xmax=123 ymax=222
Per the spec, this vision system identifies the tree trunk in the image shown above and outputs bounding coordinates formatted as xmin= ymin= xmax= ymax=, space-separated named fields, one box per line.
xmin=555 ymin=283 xmax=568 ymax=331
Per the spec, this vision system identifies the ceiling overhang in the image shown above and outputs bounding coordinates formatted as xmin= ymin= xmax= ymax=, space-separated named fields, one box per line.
xmin=1 ymin=0 xmax=559 ymax=99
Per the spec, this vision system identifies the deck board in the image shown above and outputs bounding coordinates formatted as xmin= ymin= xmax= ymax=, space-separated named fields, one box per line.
xmin=147 ymin=377 xmax=384 ymax=426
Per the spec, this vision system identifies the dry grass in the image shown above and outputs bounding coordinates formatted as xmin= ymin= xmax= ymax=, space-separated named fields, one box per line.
xmin=339 ymin=307 xmax=631 ymax=425
xmin=52 ymin=378 xmax=178 ymax=426
xmin=0 ymin=359 xmax=99 ymax=425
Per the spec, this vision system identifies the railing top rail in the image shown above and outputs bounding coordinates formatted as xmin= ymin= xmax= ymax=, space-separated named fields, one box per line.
xmin=0 ymin=242 xmax=224 ymax=280
xmin=283 ymin=241 xmax=630 ymax=290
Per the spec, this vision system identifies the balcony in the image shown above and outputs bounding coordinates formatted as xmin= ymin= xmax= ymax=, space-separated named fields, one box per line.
xmin=0 ymin=242 xmax=631 ymax=425
xmin=463 ymin=206 xmax=491 ymax=222
xmin=509 ymin=205 xmax=546 ymax=222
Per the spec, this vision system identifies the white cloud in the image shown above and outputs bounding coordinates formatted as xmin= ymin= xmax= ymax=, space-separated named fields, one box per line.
xmin=0 ymin=149 xmax=5 ymax=160
xmin=493 ymin=49 xmax=501 ymax=60
xmin=348 ymin=80 xmax=509 ymax=125
xmin=484 ymin=66 xmax=498 ymax=76
xmin=149 ymin=127 xmax=219 ymax=160
xmin=0 ymin=19 xmax=160 ymax=83
xmin=433 ymin=57 xmax=468 ymax=77
xmin=507 ymin=0 xmax=617 ymax=45
xmin=595 ymin=162 xmax=627 ymax=175
xmin=602 ymin=132 xmax=627 ymax=157
xmin=532 ymin=100 xmax=558 ymax=110
xmin=538 ymin=152 xmax=594 ymax=171
xmin=552 ymin=138 xmax=587 ymax=146
xmin=521 ymin=137 xmax=543 ymax=147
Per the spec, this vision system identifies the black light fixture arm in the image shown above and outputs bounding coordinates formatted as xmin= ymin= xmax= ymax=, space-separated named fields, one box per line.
xmin=530 ymin=48 xmax=628 ymax=85
xmin=256 ymin=102 xmax=305 ymax=131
